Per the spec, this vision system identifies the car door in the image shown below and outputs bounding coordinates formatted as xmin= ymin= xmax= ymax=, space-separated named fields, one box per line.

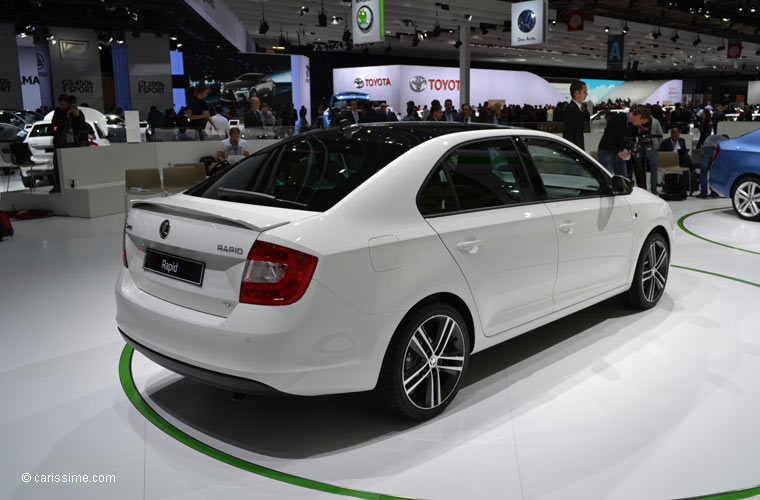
xmin=420 ymin=137 xmax=558 ymax=337
xmin=520 ymin=137 xmax=633 ymax=311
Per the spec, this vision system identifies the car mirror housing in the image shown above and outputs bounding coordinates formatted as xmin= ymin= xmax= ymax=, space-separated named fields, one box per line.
xmin=611 ymin=175 xmax=634 ymax=195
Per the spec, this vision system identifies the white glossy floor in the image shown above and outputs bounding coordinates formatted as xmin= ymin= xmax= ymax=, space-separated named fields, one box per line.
xmin=2 ymin=198 xmax=759 ymax=500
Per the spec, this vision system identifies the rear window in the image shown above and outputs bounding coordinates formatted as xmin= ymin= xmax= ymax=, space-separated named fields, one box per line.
xmin=188 ymin=130 xmax=410 ymax=211
xmin=30 ymin=124 xmax=54 ymax=137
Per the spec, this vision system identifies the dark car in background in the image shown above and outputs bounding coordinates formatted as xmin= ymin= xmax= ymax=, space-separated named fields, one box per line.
xmin=710 ymin=128 xmax=760 ymax=221
xmin=220 ymin=73 xmax=276 ymax=105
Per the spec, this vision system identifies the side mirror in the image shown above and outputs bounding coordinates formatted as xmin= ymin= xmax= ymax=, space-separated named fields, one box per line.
xmin=611 ymin=175 xmax=634 ymax=195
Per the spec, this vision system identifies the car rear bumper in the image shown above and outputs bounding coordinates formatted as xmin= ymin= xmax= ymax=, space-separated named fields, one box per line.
xmin=115 ymin=268 xmax=397 ymax=396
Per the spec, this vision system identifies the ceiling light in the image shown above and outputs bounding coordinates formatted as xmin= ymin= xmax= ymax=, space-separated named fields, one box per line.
xmin=752 ymin=7 xmax=757 ymax=13
xmin=693 ymin=37 xmax=701 ymax=46
xmin=603 ymin=26 xmax=610 ymax=33
xmin=622 ymin=24 xmax=629 ymax=34
xmin=454 ymin=39 xmax=462 ymax=49
xmin=300 ymin=6 xmax=310 ymax=15
xmin=722 ymin=17 xmax=729 ymax=22
xmin=551 ymin=19 xmax=557 ymax=25
xmin=331 ymin=16 xmax=342 ymax=25
xmin=464 ymin=14 xmax=472 ymax=21
xmin=670 ymin=32 xmax=679 ymax=43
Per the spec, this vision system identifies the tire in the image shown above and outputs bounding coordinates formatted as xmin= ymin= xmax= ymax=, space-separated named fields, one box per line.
xmin=623 ymin=232 xmax=670 ymax=309
xmin=731 ymin=175 xmax=760 ymax=222
xmin=375 ymin=303 xmax=470 ymax=420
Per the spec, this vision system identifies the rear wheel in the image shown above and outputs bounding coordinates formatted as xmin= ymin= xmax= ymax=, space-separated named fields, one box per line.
xmin=375 ymin=303 xmax=470 ymax=420
xmin=731 ymin=176 xmax=760 ymax=222
xmin=623 ymin=232 xmax=669 ymax=309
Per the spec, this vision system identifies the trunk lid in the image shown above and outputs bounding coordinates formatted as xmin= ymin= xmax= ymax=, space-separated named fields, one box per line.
xmin=125 ymin=194 xmax=318 ymax=317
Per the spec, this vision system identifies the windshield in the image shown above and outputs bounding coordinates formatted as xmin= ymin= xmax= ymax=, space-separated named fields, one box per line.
xmin=188 ymin=129 xmax=410 ymax=212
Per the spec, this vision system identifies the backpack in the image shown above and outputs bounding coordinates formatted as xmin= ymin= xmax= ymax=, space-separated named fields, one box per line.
xmin=0 ymin=210 xmax=13 ymax=241
xmin=660 ymin=173 xmax=687 ymax=201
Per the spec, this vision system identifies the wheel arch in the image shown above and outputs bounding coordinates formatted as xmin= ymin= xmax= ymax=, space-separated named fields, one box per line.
xmin=730 ymin=173 xmax=760 ymax=198
xmin=396 ymin=292 xmax=477 ymax=355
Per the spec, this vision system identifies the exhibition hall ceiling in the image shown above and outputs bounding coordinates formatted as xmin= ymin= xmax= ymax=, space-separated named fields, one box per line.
xmin=230 ymin=0 xmax=760 ymax=74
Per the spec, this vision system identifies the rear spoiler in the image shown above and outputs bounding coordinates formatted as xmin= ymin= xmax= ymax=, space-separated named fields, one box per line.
xmin=132 ymin=199 xmax=290 ymax=233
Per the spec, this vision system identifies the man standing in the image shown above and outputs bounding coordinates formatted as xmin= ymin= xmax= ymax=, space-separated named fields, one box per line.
xmin=563 ymin=80 xmax=587 ymax=149
xmin=243 ymin=97 xmax=263 ymax=129
xmin=186 ymin=84 xmax=218 ymax=138
xmin=443 ymin=99 xmax=457 ymax=122
xmin=339 ymin=100 xmax=362 ymax=124
xmin=458 ymin=103 xmax=475 ymax=123
xmin=375 ymin=103 xmax=398 ymax=122
xmin=429 ymin=104 xmax=445 ymax=121
xmin=697 ymin=133 xmax=728 ymax=198
xmin=597 ymin=107 xmax=651 ymax=177
xmin=206 ymin=106 xmax=230 ymax=137
xmin=50 ymin=94 xmax=72 ymax=193
xmin=147 ymin=105 xmax=165 ymax=141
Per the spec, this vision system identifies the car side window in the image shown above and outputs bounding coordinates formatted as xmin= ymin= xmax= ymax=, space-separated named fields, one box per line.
xmin=523 ymin=138 xmax=607 ymax=200
xmin=419 ymin=138 xmax=530 ymax=216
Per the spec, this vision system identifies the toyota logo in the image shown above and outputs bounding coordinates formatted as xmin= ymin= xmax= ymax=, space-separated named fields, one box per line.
xmin=409 ymin=75 xmax=427 ymax=93
xmin=354 ymin=77 xmax=365 ymax=89
xmin=159 ymin=220 xmax=171 ymax=239
xmin=517 ymin=9 xmax=537 ymax=33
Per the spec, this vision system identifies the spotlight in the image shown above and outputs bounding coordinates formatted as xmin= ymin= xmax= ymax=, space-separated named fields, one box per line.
xmin=464 ymin=14 xmax=472 ymax=21
xmin=259 ymin=20 xmax=269 ymax=34
xmin=670 ymin=32 xmax=679 ymax=43
xmin=331 ymin=16 xmax=342 ymax=25
xmin=176 ymin=42 xmax=183 ymax=48
xmin=115 ymin=34 xmax=125 ymax=44
xmin=693 ymin=36 xmax=701 ymax=46
xmin=622 ymin=24 xmax=629 ymax=34
xmin=454 ymin=39 xmax=462 ymax=49
xmin=318 ymin=12 xmax=327 ymax=27
xmin=169 ymin=32 xmax=178 ymax=41
xmin=603 ymin=26 xmax=610 ymax=33
xmin=300 ymin=6 xmax=310 ymax=15
xmin=551 ymin=19 xmax=557 ymax=25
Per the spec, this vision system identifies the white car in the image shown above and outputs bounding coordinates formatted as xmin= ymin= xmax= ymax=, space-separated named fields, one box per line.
xmin=116 ymin=123 xmax=675 ymax=419
xmin=21 ymin=107 xmax=111 ymax=187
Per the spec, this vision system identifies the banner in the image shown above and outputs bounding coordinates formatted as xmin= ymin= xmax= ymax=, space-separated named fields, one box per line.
xmin=48 ymin=27 xmax=104 ymax=111
xmin=352 ymin=0 xmax=385 ymax=44
xmin=607 ymin=35 xmax=625 ymax=71
xmin=0 ymin=24 xmax=24 ymax=109
xmin=511 ymin=0 xmax=548 ymax=47
xmin=567 ymin=11 xmax=584 ymax=32
xmin=18 ymin=46 xmax=41 ymax=111
xmin=126 ymin=34 xmax=173 ymax=116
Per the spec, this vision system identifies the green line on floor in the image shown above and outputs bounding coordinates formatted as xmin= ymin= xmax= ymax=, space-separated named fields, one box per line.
xmin=677 ymin=207 xmax=760 ymax=256
xmin=118 ymin=344 xmax=417 ymax=500
xmin=674 ymin=485 xmax=760 ymax=500
xmin=672 ymin=264 xmax=760 ymax=288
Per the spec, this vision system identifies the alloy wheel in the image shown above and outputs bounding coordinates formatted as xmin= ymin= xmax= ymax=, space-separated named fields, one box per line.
xmin=734 ymin=180 xmax=760 ymax=219
xmin=641 ymin=240 xmax=669 ymax=303
xmin=401 ymin=314 xmax=466 ymax=410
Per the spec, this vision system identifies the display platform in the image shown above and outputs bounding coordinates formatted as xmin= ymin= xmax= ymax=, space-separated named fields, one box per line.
xmin=1 ymin=200 xmax=759 ymax=500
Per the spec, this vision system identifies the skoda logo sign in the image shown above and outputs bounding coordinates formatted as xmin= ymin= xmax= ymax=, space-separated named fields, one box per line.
xmin=517 ymin=9 xmax=537 ymax=33
xmin=409 ymin=75 xmax=427 ymax=93
xmin=356 ymin=6 xmax=373 ymax=33
xmin=159 ymin=220 xmax=171 ymax=239
xmin=354 ymin=77 xmax=365 ymax=89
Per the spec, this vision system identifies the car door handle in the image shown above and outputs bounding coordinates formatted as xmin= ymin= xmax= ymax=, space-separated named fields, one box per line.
xmin=558 ymin=222 xmax=576 ymax=234
xmin=457 ymin=239 xmax=482 ymax=254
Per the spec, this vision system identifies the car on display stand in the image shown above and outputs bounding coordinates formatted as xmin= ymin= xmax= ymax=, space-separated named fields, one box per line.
xmin=220 ymin=73 xmax=276 ymax=105
xmin=116 ymin=122 xmax=675 ymax=420
xmin=322 ymin=91 xmax=371 ymax=127
xmin=21 ymin=107 xmax=111 ymax=188
xmin=709 ymin=127 xmax=760 ymax=221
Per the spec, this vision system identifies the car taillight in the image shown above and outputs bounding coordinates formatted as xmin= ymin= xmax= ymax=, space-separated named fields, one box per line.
xmin=89 ymin=140 xmax=98 ymax=147
xmin=122 ymin=223 xmax=128 ymax=268
xmin=240 ymin=241 xmax=318 ymax=306
xmin=712 ymin=145 xmax=720 ymax=163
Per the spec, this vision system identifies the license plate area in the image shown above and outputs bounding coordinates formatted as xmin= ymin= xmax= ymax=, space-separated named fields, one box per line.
xmin=143 ymin=249 xmax=205 ymax=286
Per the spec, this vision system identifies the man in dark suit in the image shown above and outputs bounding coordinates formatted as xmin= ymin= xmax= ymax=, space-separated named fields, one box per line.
xmin=337 ymin=99 xmax=362 ymax=125
xmin=659 ymin=127 xmax=694 ymax=170
xmin=243 ymin=97 xmax=263 ymax=128
xmin=563 ymin=80 xmax=587 ymax=149
xmin=457 ymin=103 xmax=475 ymax=123
xmin=375 ymin=103 xmax=398 ymax=122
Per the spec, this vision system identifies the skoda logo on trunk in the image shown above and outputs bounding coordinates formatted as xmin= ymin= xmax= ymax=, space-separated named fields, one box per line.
xmin=409 ymin=75 xmax=427 ymax=92
xmin=354 ymin=77 xmax=365 ymax=89
xmin=159 ymin=220 xmax=171 ymax=239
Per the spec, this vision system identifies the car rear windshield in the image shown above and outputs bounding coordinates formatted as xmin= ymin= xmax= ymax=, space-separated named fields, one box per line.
xmin=187 ymin=128 xmax=412 ymax=212
xmin=29 ymin=124 xmax=54 ymax=137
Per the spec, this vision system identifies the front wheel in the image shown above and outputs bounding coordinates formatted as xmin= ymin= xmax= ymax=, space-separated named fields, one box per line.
xmin=623 ymin=232 xmax=669 ymax=309
xmin=375 ymin=304 xmax=470 ymax=420
xmin=732 ymin=176 xmax=760 ymax=222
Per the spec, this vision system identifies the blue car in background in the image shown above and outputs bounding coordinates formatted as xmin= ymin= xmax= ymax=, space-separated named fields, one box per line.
xmin=710 ymin=128 xmax=760 ymax=221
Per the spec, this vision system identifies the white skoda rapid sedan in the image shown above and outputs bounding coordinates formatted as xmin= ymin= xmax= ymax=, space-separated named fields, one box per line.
xmin=116 ymin=123 xmax=675 ymax=420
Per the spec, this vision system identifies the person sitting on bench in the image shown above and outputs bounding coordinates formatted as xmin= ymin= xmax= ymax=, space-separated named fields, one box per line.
xmin=659 ymin=127 xmax=694 ymax=170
